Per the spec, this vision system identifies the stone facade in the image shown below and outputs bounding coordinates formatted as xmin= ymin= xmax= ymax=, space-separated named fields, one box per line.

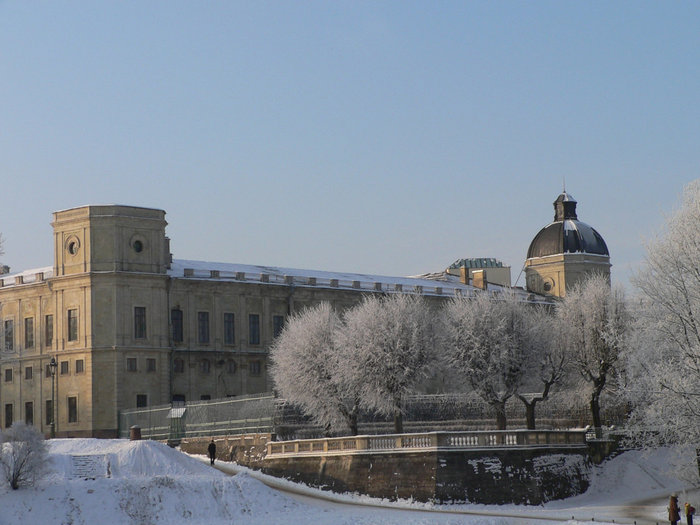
xmin=2 ymin=204 xmax=545 ymax=438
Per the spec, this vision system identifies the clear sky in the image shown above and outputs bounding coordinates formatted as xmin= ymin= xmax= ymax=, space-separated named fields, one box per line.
xmin=1 ymin=1 xmax=699 ymax=289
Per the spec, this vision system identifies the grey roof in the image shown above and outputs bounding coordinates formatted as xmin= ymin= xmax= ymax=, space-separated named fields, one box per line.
xmin=527 ymin=192 xmax=609 ymax=258
xmin=448 ymin=258 xmax=506 ymax=269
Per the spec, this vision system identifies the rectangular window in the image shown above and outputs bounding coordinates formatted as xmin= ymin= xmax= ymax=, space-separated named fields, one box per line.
xmin=223 ymin=313 xmax=235 ymax=345
xmin=200 ymin=394 xmax=211 ymax=400
xmin=45 ymin=400 xmax=53 ymax=426
xmin=24 ymin=318 xmax=34 ymax=349
xmin=136 ymin=394 xmax=148 ymax=408
xmin=67 ymin=309 xmax=78 ymax=342
xmin=134 ymin=307 xmax=147 ymax=339
xmin=171 ymin=309 xmax=183 ymax=343
xmin=200 ymin=359 xmax=211 ymax=374
xmin=146 ymin=358 xmax=156 ymax=373
xmin=4 ymin=320 xmax=14 ymax=351
xmin=60 ymin=361 xmax=69 ymax=375
xmin=174 ymin=358 xmax=184 ymax=374
xmin=25 ymin=366 xmax=32 ymax=380
xmin=172 ymin=394 xmax=185 ymax=405
xmin=67 ymin=396 xmax=77 ymax=423
xmin=248 ymin=314 xmax=260 ymax=345
xmin=4 ymin=368 xmax=12 ymax=382
xmin=25 ymin=402 xmax=33 ymax=426
xmin=249 ymin=360 xmax=261 ymax=376
xmin=273 ymin=315 xmax=285 ymax=338
xmin=45 ymin=364 xmax=52 ymax=378
xmin=75 ymin=359 xmax=84 ymax=374
xmin=45 ymin=314 xmax=53 ymax=346
xmin=126 ymin=357 xmax=137 ymax=372
xmin=5 ymin=404 xmax=12 ymax=428
xmin=197 ymin=312 xmax=209 ymax=344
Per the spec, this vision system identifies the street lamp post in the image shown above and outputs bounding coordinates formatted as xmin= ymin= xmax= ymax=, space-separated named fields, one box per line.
xmin=49 ymin=357 xmax=57 ymax=438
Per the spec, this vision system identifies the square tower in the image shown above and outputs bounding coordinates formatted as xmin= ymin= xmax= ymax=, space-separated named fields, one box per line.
xmin=52 ymin=205 xmax=170 ymax=276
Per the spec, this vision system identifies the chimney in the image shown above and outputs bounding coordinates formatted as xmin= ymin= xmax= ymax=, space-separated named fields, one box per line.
xmin=472 ymin=270 xmax=487 ymax=290
xmin=459 ymin=267 xmax=469 ymax=285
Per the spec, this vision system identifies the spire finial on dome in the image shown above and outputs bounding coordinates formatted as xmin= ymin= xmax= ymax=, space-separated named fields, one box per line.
xmin=554 ymin=189 xmax=577 ymax=221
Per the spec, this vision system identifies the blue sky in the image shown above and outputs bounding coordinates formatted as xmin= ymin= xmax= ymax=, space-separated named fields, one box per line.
xmin=1 ymin=1 xmax=699 ymax=288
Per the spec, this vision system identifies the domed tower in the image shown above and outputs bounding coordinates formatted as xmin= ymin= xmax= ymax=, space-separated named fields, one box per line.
xmin=525 ymin=191 xmax=610 ymax=297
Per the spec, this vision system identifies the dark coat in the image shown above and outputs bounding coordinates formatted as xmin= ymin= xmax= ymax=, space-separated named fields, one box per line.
xmin=207 ymin=441 xmax=216 ymax=458
xmin=669 ymin=497 xmax=681 ymax=522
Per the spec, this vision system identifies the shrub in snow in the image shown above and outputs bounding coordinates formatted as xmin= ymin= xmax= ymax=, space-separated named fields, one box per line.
xmin=0 ymin=421 xmax=48 ymax=490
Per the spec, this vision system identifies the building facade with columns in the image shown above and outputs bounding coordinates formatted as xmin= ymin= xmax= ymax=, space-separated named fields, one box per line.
xmin=0 ymin=204 xmax=553 ymax=437
xmin=0 ymin=193 xmax=608 ymax=438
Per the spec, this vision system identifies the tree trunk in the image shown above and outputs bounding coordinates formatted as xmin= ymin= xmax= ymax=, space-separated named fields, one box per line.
xmin=347 ymin=411 xmax=358 ymax=436
xmin=590 ymin=392 xmax=602 ymax=438
xmin=524 ymin=400 xmax=537 ymax=430
xmin=493 ymin=400 xmax=507 ymax=431
xmin=393 ymin=408 xmax=403 ymax=434
xmin=394 ymin=399 xmax=403 ymax=434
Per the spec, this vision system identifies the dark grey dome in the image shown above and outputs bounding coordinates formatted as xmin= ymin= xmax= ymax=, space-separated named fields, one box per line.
xmin=527 ymin=192 xmax=609 ymax=259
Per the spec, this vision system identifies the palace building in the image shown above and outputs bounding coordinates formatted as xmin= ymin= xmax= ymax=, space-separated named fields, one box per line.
xmin=0 ymin=194 xmax=606 ymax=437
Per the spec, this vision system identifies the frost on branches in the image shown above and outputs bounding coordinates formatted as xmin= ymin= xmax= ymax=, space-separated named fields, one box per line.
xmin=442 ymin=291 xmax=530 ymax=430
xmin=338 ymin=294 xmax=438 ymax=434
xmin=270 ymin=303 xmax=361 ymax=435
xmin=0 ymin=422 xmax=48 ymax=490
xmin=628 ymin=180 xmax=700 ymax=450
xmin=557 ymin=274 xmax=628 ymax=438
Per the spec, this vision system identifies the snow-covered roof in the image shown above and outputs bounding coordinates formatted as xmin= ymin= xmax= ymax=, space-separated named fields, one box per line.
xmin=0 ymin=260 xmax=550 ymax=304
xmin=168 ymin=259 xmax=550 ymax=303
xmin=0 ymin=266 xmax=53 ymax=287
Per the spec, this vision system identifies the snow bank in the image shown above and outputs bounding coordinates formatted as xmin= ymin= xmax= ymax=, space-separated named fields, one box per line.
xmin=0 ymin=439 xmax=696 ymax=525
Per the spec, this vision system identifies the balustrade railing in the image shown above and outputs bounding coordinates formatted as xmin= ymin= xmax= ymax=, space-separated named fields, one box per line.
xmin=266 ymin=430 xmax=587 ymax=457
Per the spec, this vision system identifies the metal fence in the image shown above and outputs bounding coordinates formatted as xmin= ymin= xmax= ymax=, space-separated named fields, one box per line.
xmin=118 ymin=393 xmax=276 ymax=440
xmin=119 ymin=391 xmax=627 ymax=441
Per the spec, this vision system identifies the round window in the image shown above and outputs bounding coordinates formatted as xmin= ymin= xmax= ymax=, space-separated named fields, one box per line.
xmin=66 ymin=236 xmax=80 ymax=256
xmin=133 ymin=240 xmax=143 ymax=253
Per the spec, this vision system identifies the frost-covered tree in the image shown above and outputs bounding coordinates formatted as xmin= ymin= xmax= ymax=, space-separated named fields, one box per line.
xmin=627 ymin=181 xmax=700 ymax=449
xmin=516 ymin=306 xmax=567 ymax=430
xmin=0 ymin=421 xmax=48 ymax=490
xmin=556 ymin=274 xmax=628 ymax=437
xmin=442 ymin=291 xmax=530 ymax=430
xmin=270 ymin=303 xmax=362 ymax=435
xmin=338 ymin=294 xmax=437 ymax=433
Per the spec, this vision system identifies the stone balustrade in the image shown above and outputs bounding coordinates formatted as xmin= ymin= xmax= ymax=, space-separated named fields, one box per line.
xmin=266 ymin=430 xmax=587 ymax=457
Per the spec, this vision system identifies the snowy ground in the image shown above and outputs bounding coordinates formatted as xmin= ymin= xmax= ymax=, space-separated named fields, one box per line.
xmin=0 ymin=439 xmax=697 ymax=525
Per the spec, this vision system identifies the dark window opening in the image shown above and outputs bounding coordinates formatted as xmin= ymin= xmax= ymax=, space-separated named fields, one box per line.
xmin=198 ymin=312 xmax=209 ymax=344
xmin=134 ymin=307 xmax=147 ymax=339
xmin=68 ymin=396 xmax=77 ymax=423
xmin=24 ymin=318 xmax=34 ymax=349
xmin=67 ymin=309 xmax=78 ymax=342
xmin=4 ymin=320 xmax=14 ymax=352
xmin=136 ymin=394 xmax=148 ymax=408
xmin=224 ymin=313 xmax=235 ymax=345
xmin=25 ymin=402 xmax=33 ymax=426
xmin=45 ymin=315 xmax=53 ymax=346
xmin=171 ymin=309 xmax=183 ymax=343
xmin=248 ymin=314 xmax=260 ymax=345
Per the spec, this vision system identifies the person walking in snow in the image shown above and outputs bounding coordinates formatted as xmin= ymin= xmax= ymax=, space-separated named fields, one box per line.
xmin=669 ymin=495 xmax=681 ymax=525
xmin=208 ymin=439 xmax=216 ymax=466
xmin=685 ymin=502 xmax=695 ymax=525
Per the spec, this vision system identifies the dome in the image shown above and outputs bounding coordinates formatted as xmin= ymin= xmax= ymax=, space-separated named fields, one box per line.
xmin=527 ymin=192 xmax=609 ymax=259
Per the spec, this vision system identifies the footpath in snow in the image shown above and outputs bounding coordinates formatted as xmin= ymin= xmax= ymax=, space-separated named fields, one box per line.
xmin=0 ymin=438 xmax=697 ymax=525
